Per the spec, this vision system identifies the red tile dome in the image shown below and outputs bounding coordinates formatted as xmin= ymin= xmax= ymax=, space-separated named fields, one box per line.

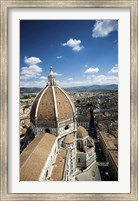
xmin=63 ymin=135 xmax=76 ymax=144
xmin=77 ymin=126 xmax=88 ymax=138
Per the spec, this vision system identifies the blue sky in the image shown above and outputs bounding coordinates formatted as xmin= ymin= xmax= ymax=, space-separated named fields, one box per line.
xmin=20 ymin=20 xmax=118 ymax=88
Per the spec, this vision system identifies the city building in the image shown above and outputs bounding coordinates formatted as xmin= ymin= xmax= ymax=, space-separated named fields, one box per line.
xmin=96 ymin=127 xmax=118 ymax=180
xmin=108 ymin=150 xmax=118 ymax=180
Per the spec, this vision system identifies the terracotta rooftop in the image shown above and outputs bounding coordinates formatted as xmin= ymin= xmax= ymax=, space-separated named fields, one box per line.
xmin=37 ymin=87 xmax=56 ymax=121
xmin=20 ymin=133 xmax=56 ymax=181
xmin=55 ymin=87 xmax=74 ymax=121
xmin=99 ymin=132 xmax=117 ymax=150
xmin=63 ymin=135 xmax=76 ymax=144
xmin=109 ymin=150 xmax=118 ymax=168
xmin=30 ymin=86 xmax=75 ymax=124
xmin=50 ymin=148 xmax=67 ymax=181
xmin=77 ymin=126 xmax=88 ymax=139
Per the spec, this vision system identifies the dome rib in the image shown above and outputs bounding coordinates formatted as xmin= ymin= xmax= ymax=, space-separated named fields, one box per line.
xmin=30 ymin=87 xmax=46 ymax=120
xmin=52 ymin=86 xmax=58 ymax=119
xmin=35 ymin=86 xmax=49 ymax=120
xmin=57 ymin=86 xmax=75 ymax=115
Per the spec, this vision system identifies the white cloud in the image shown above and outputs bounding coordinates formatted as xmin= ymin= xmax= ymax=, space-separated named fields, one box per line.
xmin=53 ymin=72 xmax=63 ymax=76
xmin=20 ymin=80 xmax=46 ymax=88
xmin=39 ymin=76 xmax=47 ymax=80
xmin=59 ymin=74 xmax=118 ymax=88
xmin=56 ymin=56 xmax=63 ymax=59
xmin=91 ymin=75 xmax=118 ymax=85
xmin=92 ymin=20 xmax=118 ymax=38
xmin=84 ymin=65 xmax=88 ymax=68
xmin=84 ymin=67 xmax=99 ymax=74
xmin=86 ymin=75 xmax=95 ymax=80
xmin=20 ymin=65 xmax=42 ymax=80
xmin=108 ymin=64 xmax=118 ymax=74
xmin=68 ymin=78 xmax=73 ymax=81
xmin=55 ymin=80 xmax=60 ymax=84
xmin=41 ymin=80 xmax=46 ymax=83
xmin=61 ymin=38 xmax=84 ymax=52
xmin=24 ymin=56 xmax=42 ymax=65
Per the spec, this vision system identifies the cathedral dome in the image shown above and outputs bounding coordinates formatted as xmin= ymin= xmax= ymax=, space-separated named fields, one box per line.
xmin=30 ymin=66 xmax=75 ymax=130
xmin=63 ymin=135 xmax=76 ymax=144
xmin=77 ymin=126 xmax=88 ymax=138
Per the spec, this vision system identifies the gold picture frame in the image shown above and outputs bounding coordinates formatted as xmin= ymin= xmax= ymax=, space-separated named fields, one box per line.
xmin=0 ymin=0 xmax=138 ymax=200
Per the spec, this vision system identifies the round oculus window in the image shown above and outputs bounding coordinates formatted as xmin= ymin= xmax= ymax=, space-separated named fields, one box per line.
xmin=64 ymin=125 xmax=69 ymax=130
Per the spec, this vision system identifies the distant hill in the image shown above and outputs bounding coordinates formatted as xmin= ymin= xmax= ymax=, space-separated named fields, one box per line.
xmin=20 ymin=87 xmax=42 ymax=93
xmin=64 ymin=84 xmax=118 ymax=92
xmin=20 ymin=84 xmax=118 ymax=93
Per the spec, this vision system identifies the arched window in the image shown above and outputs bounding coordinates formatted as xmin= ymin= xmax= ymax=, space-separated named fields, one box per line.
xmin=85 ymin=140 xmax=87 ymax=146
xmin=78 ymin=158 xmax=81 ymax=163
xmin=78 ymin=142 xmax=81 ymax=148
xmin=45 ymin=128 xmax=50 ymax=133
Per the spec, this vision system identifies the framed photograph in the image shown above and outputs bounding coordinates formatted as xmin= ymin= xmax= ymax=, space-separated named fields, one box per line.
xmin=0 ymin=0 xmax=137 ymax=200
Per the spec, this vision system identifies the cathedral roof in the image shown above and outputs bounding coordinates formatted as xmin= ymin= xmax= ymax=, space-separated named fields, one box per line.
xmin=77 ymin=126 xmax=88 ymax=139
xmin=50 ymin=148 xmax=67 ymax=181
xmin=20 ymin=133 xmax=56 ymax=181
xmin=30 ymin=66 xmax=75 ymax=125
